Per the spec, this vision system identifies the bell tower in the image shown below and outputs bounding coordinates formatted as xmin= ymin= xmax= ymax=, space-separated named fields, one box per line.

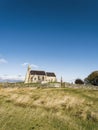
xmin=24 ymin=65 xmax=31 ymax=83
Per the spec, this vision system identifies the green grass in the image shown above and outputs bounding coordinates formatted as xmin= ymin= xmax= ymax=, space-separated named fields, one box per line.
xmin=0 ymin=86 xmax=98 ymax=130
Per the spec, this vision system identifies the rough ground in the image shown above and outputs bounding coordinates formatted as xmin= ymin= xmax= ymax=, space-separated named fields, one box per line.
xmin=0 ymin=86 xmax=98 ymax=130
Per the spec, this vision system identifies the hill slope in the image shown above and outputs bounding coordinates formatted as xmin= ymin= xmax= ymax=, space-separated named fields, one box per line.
xmin=0 ymin=87 xmax=98 ymax=130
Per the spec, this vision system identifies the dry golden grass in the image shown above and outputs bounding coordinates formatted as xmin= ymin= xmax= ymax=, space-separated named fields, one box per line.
xmin=0 ymin=86 xmax=98 ymax=130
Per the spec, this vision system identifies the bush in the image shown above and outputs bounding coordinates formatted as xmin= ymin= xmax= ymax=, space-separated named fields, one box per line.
xmin=75 ymin=79 xmax=84 ymax=84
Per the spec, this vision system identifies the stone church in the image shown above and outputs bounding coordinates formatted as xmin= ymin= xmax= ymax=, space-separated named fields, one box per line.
xmin=24 ymin=65 xmax=57 ymax=83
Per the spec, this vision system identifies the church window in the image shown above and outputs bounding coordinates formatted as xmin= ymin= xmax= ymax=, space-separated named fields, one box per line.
xmin=42 ymin=76 xmax=44 ymax=81
xmin=38 ymin=76 xmax=40 ymax=80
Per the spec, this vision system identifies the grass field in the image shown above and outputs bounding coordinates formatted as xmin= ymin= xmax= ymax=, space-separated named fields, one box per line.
xmin=0 ymin=85 xmax=98 ymax=130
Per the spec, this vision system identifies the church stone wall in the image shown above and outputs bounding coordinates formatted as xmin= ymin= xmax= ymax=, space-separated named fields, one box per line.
xmin=24 ymin=66 xmax=57 ymax=83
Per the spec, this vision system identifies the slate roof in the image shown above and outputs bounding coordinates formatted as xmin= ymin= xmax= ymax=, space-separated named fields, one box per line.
xmin=46 ymin=72 xmax=56 ymax=77
xmin=30 ymin=70 xmax=46 ymax=75
xmin=30 ymin=70 xmax=56 ymax=77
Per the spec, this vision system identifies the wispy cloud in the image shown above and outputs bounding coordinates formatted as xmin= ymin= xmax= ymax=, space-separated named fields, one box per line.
xmin=21 ymin=62 xmax=39 ymax=68
xmin=30 ymin=64 xmax=39 ymax=68
xmin=21 ymin=62 xmax=29 ymax=66
xmin=0 ymin=58 xmax=8 ymax=64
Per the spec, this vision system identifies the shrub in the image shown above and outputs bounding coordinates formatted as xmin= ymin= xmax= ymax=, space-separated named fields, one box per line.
xmin=75 ymin=79 xmax=84 ymax=84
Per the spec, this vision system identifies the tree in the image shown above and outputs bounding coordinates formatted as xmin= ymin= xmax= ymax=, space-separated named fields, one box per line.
xmin=75 ymin=79 xmax=84 ymax=84
xmin=84 ymin=71 xmax=98 ymax=86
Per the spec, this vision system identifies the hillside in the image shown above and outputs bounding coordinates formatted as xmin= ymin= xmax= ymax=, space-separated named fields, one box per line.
xmin=0 ymin=86 xmax=98 ymax=130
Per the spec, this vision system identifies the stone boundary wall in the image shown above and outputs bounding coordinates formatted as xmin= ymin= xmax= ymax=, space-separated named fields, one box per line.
xmin=0 ymin=82 xmax=98 ymax=90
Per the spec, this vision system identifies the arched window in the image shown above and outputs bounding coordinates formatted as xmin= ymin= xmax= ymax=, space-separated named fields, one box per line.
xmin=38 ymin=76 xmax=40 ymax=80
xmin=42 ymin=76 xmax=44 ymax=81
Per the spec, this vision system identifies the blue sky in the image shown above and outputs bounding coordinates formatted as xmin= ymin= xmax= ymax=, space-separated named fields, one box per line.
xmin=0 ymin=0 xmax=98 ymax=82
